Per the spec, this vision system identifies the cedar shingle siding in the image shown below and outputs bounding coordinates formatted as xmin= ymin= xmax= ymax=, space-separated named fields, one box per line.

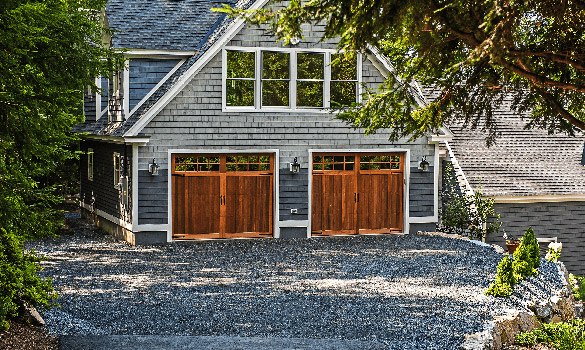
xmin=80 ymin=140 xmax=132 ymax=222
xmin=135 ymin=22 xmax=436 ymax=229
xmin=487 ymin=202 xmax=585 ymax=275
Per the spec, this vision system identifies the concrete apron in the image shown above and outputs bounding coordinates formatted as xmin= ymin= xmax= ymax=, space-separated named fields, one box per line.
xmin=60 ymin=335 xmax=387 ymax=350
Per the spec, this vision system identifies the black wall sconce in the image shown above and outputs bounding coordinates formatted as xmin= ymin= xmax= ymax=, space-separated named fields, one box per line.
xmin=418 ymin=156 xmax=430 ymax=172
xmin=149 ymin=158 xmax=160 ymax=176
xmin=290 ymin=157 xmax=301 ymax=173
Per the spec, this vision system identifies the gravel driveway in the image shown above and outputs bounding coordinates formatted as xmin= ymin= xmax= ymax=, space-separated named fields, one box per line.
xmin=27 ymin=215 xmax=563 ymax=349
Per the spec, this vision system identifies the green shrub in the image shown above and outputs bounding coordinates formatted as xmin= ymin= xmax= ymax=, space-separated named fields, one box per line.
xmin=0 ymin=229 xmax=57 ymax=330
xmin=571 ymin=274 xmax=585 ymax=302
xmin=515 ymin=320 xmax=585 ymax=350
xmin=485 ymin=255 xmax=516 ymax=297
xmin=439 ymin=162 xmax=501 ymax=240
xmin=512 ymin=227 xmax=540 ymax=281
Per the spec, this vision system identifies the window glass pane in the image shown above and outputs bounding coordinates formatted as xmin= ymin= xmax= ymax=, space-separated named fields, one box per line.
xmin=331 ymin=54 xmax=357 ymax=80
xmin=263 ymin=52 xmax=289 ymax=79
xmin=262 ymin=80 xmax=289 ymax=106
xmin=259 ymin=163 xmax=270 ymax=171
xmin=249 ymin=163 xmax=259 ymax=171
xmin=331 ymin=81 xmax=357 ymax=107
xmin=227 ymin=51 xmax=255 ymax=79
xmin=227 ymin=80 xmax=254 ymax=106
xmin=313 ymin=156 xmax=322 ymax=163
xmin=345 ymin=163 xmax=354 ymax=170
xmin=260 ymin=155 xmax=270 ymax=163
xmin=298 ymin=53 xmax=324 ymax=79
xmin=313 ymin=163 xmax=322 ymax=170
xmin=297 ymin=81 xmax=323 ymax=107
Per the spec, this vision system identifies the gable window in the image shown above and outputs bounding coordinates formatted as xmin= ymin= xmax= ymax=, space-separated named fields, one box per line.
xmin=223 ymin=48 xmax=360 ymax=111
xmin=87 ymin=148 xmax=94 ymax=181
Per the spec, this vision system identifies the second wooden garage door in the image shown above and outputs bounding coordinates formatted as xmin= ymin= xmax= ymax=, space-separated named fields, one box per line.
xmin=311 ymin=153 xmax=404 ymax=235
xmin=172 ymin=154 xmax=274 ymax=239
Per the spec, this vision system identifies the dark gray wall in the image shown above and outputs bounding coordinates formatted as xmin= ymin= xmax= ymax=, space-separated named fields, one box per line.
xmin=487 ymin=201 xmax=585 ymax=275
xmin=80 ymin=140 xmax=132 ymax=222
xmin=409 ymin=166 xmax=435 ymax=217
xmin=129 ymin=58 xmax=180 ymax=111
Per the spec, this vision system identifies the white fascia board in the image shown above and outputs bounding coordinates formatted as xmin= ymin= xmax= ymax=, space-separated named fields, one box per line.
xmin=124 ymin=0 xmax=270 ymax=137
xmin=366 ymin=45 xmax=427 ymax=108
xmin=491 ymin=195 xmax=585 ymax=203
xmin=123 ymin=49 xmax=197 ymax=58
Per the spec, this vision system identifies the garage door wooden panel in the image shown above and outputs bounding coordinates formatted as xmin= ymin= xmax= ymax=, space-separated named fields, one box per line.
xmin=172 ymin=153 xmax=273 ymax=239
xmin=312 ymin=152 xmax=404 ymax=235
xmin=225 ymin=174 xmax=272 ymax=237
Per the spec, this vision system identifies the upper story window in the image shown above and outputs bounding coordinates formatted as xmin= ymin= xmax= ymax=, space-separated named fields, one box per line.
xmin=223 ymin=48 xmax=361 ymax=111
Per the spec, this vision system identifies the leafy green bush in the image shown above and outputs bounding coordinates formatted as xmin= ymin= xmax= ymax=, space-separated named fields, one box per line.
xmin=515 ymin=320 xmax=585 ymax=350
xmin=512 ymin=227 xmax=540 ymax=282
xmin=0 ymin=229 xmax=57 ymax=330
xmin=570 ymin=274 xmax=585 ymax=302
xmin=485 ymin=255 xmax=516 ymax=297
xmin=439 ymin=162 xmax=501 ymax=240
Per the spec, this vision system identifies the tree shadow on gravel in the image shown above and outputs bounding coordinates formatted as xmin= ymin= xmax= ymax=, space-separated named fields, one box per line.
xmin=28 ymin=228 xmax=513 ymax=349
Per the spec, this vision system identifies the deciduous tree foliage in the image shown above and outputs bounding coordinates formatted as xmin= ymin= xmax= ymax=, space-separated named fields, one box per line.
xmin=218 ymin=0 xmax=585 ymax=144
xmin=0 ymin=0 xmax=123 ymax=328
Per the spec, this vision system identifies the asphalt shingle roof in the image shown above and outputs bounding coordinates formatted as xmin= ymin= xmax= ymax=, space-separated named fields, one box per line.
xmin=421 ymin=87 xmax=585 ymax=197
xmin=106 ymin=0 xmax=234 ymax=51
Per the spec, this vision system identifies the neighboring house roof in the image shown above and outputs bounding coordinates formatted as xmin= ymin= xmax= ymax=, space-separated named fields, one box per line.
xmin=422 ymin=87 xmax=585 ymax=197
xmin=74 ymin=0 xmax=255 ymax=137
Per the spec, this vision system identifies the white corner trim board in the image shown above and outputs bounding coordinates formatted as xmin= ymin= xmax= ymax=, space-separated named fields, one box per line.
xmin=123 ymin=0 xmax=270 ymax=137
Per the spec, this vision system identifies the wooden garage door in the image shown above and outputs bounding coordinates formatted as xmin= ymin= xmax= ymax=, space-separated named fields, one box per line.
xmin=172 ymin=154 xmax=274 ymax=239
xmin=311 ymin=153 xmax=404 ymax=235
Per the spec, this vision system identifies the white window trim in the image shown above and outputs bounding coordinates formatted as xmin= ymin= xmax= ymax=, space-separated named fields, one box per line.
xmin=222 ymin=47 xmax=362 ymax=113
xmin=87 ymin=148 xmax=94 ymax=181
xmin=113 ymin=152 xmax=121 ymax=188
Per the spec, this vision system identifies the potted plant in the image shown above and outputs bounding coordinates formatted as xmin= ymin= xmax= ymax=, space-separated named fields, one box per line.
xmin=503 ymin=230 xmax=520 ymax=254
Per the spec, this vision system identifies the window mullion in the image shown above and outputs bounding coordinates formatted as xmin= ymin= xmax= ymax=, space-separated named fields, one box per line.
xmin=357 ymin=53 xmax=363 ymax=104
xmin=291 ymin=51 xmax=297 ymax=110
xmin=324 ymin=52 xmax=331 ymax=109
xmin=255 ymin=49 xmax=262 ymax=109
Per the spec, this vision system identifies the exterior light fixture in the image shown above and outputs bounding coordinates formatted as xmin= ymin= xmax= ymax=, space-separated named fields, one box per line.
xmin=290 ymin=37 xmax=300 ymax=46
xmin=418 ymin=156 xmax=430 ymax=172
xmin=149 ymin=158 xmax=160 ymax=176
xmin=290 ymin=157 xmax=301 ymax=173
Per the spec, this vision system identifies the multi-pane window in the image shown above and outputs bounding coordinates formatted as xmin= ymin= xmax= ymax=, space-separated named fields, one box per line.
xmin=226 ymin=51 xmax=255 ymax=107
xmin=262 ymin=51 xmax=290 ymax=107
xmin=297 ymin=52 xmax=325 ymax=108
xmin=331 ymin=54 xmax=358 ymax=107
xmin=224 ymin=49 xmax=359 ymax=110
xmin=87 ymin=148 xmax=94 ymax=181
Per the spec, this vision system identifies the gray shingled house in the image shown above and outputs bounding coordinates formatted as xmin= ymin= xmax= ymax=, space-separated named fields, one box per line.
xmin=439 ymin=98 xmax=585 ymax=275
xmin=75 ymin=0 xmax=447 ymax=244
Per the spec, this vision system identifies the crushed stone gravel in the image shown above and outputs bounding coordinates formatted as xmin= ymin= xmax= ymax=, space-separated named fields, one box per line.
xmin=26 ymin=215 xmax=565 ymax=350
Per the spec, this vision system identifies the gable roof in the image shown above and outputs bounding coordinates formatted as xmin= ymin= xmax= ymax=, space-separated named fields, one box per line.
xmin=422 ymin=87 xmax=585 ymax=197
xmin=74 ymin=0 xmax=258 ymax=137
